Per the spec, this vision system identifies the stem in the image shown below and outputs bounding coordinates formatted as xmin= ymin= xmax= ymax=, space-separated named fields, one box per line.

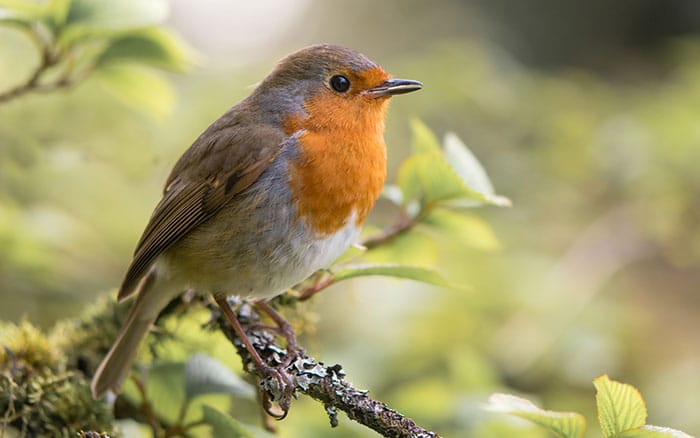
xmin=0 ymin=26 xmax=87 ymax=104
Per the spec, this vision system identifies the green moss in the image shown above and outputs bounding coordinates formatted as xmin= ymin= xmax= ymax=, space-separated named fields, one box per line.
xmin=0 ymin=320 xmax=116 ymax=436
xmin=0 ymin=319 xmax=58 ymax=368
xmin=50 ymin=294 xmax=129 ymax=376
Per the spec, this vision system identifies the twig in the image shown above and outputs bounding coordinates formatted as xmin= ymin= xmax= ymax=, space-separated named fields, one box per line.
xmin=362 ymin=215 xmax=416 ymax=249
xmin=0 ymin=26 xmax=87 ymax=104
xmin=211 ymin=299 xmax=439 ymax=438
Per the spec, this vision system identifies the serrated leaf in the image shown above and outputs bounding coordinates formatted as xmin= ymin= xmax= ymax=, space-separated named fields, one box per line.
xmin=423 ymin=208 xmax=501 ymax=251
xmin=411 ymin=118 xmax=442 ymax=154
xmin=201 ymin=405 xmax=255 ymax=438
xmin=95 ymin=64 xmax=175 ymax=119
xmin=333 ymin=263 xmax=462 ymax=290
xmin=443 ymin=132 xmax=511 ymax=207
xmin=399 ymin=121 xmax=510 ymax=207
xmin=616 ymin=425 xmax=696 ymax=438
xmin=410 ymin=152 xmax=477 ymax=204
xmin=184 ymin=354 xmax=255 ymax=400
xmin=594 ymin=375 xmax=647 ymax=438
xmin=146 ymin=362 xmax=187 ymax=424
xmin=487 ymin=393 xmax=586 ymax=438
xmin=96 ymin=27 xmax=194 ymax=72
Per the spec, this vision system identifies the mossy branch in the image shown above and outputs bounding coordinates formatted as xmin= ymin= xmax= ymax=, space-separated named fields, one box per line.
xmin=209 ymin=298 xmax=439 ymax=438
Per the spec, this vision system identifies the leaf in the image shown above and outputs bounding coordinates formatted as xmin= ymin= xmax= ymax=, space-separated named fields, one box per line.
xmin=60 ymin=0 xmax=169 ymax=46
xmin=96 ymin=28 xmax=194 ymax=72
xmin=443 ymin=132 xmax=511 ymax=207
xmin=399 ymin=153 xmax=475 ymax=204
xmin=616 ymin=425 xmax=696 ymax=438
xmin=332 ymin=263 xmax=462 ymax=290
xmin=201 ymin=405 xmax=255 ymax=438
xmin=487 ymin=393 xmax=586 ymax=438
xmin=95 ymin=64 xmax=175 ymax=119
xmin=146 ymin=362 xmax=187 ymax=424
xmin=0 ymin=1 xmax=43 ymax=27
xmin=411 ymin=118 xmax=442 ymax=154
xmin=184 ymin=354 xmax=256 ymax=400
xmin=362 ymin=228 xmax=439 ymax=267
xmin=594 ymin=375 xmax=647 ymax=438
xmin=423 ymin=208 xmax=501 ymax=251
xmin=66 ymin=0 xmax=168 ymax=29
xmin=398 ymin=122 xmax=510 ymax=207
xmin=46 ymin=0 xmax=71 ymax=28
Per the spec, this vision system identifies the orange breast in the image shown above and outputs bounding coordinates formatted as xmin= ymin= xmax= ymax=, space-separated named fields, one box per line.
xmin=286 ymin=91 xmax=389 ymax=237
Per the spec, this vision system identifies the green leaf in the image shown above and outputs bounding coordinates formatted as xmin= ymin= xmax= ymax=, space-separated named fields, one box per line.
xmin=594 ymin=375 xmax=647 ymax=438
xmin=184 ymin=354 xmax=255 ymax=401
xmin=96 ymin=27 xmax=194 ymax=72
xmin=443 ymin=132 xmax=511 ymax=207
xmin=396 ymin=154 xmax=423 ymax=205
xmin=411 ymin=118 xmax=442 ymax=154
xmin=333 ymin=263 xmax=462 ymax=290
xmin=401 ymin=153 xmax=475 ymax=204
xmin=616 ymin=425 xmax=695 ymax=438
xmin=0 ymin=1 xmax=43 ymax=27
xmin=201 ymin=405 xmax=255 ymax=438
xmin=423 ymin=208 xmax=501 ymax=251
xmin=362 ymin=228 xmax=439 ymax=267
xmin=146 ymin=362 xmax=187 ymax=424
xmin=46 ymin=0 xmax=71 ymax=27
xmin=66 ymin=0 xmax=168 ymax=29
xmin=60 ymin=0 xmax=169 ymax=46
xmin=487 ymin=393 xmax=586 ymax=438
xmin=398 ymin=122 xmax=510 ymax=207
xmin=95 ymin=64 xmax=175 ymax=119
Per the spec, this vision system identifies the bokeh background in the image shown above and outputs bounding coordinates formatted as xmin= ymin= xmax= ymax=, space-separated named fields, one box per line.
xmin=2 ymin=0 xmax=700 ymax=436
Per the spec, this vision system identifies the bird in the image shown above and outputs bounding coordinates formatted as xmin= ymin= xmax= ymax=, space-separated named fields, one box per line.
xmin=90 ymin=44 xmax=422 ymax=409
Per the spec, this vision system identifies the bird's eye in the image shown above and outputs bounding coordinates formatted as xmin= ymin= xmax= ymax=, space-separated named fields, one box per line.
xmin=330 ymin=75 xmax=350 ymax=93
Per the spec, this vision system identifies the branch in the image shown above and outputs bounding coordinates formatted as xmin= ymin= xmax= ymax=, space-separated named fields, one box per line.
xmin=210 ymin=299 xmax=439 ymax=438
xmin=0 ymin=27 xmax=86 ymax=104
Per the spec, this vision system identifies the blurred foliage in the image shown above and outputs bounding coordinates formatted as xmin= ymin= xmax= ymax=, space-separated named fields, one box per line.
xmin=489 ymin=375 xmax=693 ymax=438
xmin=1 ymin=0 xmax=700 ymax=437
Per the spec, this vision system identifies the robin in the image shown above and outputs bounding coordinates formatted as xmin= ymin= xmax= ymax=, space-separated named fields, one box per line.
xmin=90 ymin=44 xmax=422 ymax=411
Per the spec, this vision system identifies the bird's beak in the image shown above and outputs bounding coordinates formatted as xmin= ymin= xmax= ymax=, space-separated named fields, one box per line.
xmin=367 ymin=78 xmax=423 ymax=98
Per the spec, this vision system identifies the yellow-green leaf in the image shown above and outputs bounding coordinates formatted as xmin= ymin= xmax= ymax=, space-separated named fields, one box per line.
xmin=616 ymin=425 xmax=695 ymax=438
xmin=201 ymin=405 xmax=255 ymax=438
xmin=66 ymin=0 xmax=168 ymax=29
xmin=333 ymin=263 xmax=462 ymax=290
xmin=362 ymin=228 xmax=439 ymax=266
xmin=95 ymin=64 xmax=175 ymax=119
xmin=0 ymin=1 xmax=43 ymax=27
xmin=96 ymin=27 xmax=195 ymax=72
xmin=146 ymin=362 xmax=186 ymax=424
xmin=594 ymin=375 xmax=647 ymax=438
xmin=443 ymin=132 xmax=511 ymax=207
xmin=423 ymin=208 xmax=501 ymax=251
xmin=487 ymin=393 xmax=586 ymax=438
xmin=411 ymin=118 xmax=441 ymax=154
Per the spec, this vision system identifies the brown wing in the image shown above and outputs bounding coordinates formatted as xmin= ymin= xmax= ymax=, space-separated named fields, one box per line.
xmin=117 ymin=113 xmax=285 ymax=300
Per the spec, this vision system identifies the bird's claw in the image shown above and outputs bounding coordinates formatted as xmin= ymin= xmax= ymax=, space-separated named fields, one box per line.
xmin=259 ymin=364 xmax=295 ymax=419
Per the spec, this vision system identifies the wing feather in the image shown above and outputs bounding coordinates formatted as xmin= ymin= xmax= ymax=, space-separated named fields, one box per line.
xmin=117 ymin=116 xmax=286 ymax=300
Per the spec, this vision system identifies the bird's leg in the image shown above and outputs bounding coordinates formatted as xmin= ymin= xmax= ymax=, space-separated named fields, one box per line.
xmin=213 ymin=295 xmax=294 ymax=419
xmin=255 ymin=300 xmax=303 ymax=361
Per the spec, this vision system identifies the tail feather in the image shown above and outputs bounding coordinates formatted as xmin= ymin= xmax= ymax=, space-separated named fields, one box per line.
xmin=91 ymin=270 xmax=175 ymax=399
